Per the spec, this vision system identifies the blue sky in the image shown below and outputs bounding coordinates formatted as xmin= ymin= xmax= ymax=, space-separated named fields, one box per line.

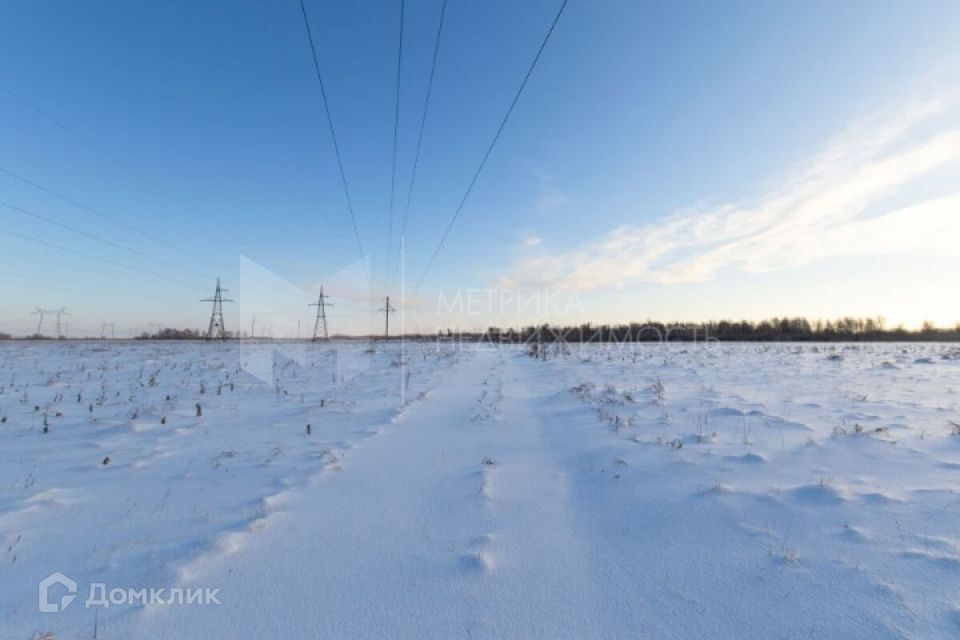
xmin=1 ymin=0 xmax=959 ymax=336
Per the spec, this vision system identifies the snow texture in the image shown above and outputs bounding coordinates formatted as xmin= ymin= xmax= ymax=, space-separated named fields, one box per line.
xmin=2 ymin=340 xmax=960 ymax=639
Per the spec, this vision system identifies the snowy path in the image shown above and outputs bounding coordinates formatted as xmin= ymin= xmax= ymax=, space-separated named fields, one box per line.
xmin=115 ymin=349 xmax=604 ymax=639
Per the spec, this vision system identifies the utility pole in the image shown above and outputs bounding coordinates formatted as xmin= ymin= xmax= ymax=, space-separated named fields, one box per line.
xmin=378 ymin=296 xmax=396 ymax=338
xmin=201 ymin=278 xmax=233 ymax=341
xmin=32 ymin=307 xmax=46 ymax=336
xmin=251 ymin=315 xmax=256 ymax=339
xmin=51 ymin=308 xmax=68 ymax=339
xmin=309 ymin=286 xmax=333 ymax=341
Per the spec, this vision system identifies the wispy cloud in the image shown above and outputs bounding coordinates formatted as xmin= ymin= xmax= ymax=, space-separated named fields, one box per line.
xmin=503 ymin=98 xmax=960 ymax=290
xmin=534 ymin=170 xmax=572 ymax=213
xmin=523 ymin=233 xmax=543 ymax=247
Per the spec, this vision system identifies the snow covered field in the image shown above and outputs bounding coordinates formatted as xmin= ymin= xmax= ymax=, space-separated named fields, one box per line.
xmin=2 ymin=340 xmax=960 ymax=639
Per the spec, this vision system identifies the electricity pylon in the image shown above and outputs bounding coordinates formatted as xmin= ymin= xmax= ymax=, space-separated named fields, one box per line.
xmin=201 ymin=278 xmax=233 ymax=341
xmin=309 ymin=286 xmax=333 ymax=341
xmin=51 ymin=308 xmax=68 ymax=339
xmin=101 ymin=322 xmax=115 ymax=339
xmin=32 ymin=307 xmax=46 ymax=336
xmin=378 ymin=296 xmax=396 ymax=338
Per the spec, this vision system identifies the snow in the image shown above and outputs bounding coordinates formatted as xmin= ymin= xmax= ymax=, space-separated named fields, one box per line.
xmin=2 ymin=340 xmax=960 ymax=639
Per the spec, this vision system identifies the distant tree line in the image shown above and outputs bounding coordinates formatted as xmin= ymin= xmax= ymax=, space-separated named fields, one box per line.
xmin=135 ymin=328 xmax=209 ymax=340
xmin=430 ymin=317 xmax=960 ymax=343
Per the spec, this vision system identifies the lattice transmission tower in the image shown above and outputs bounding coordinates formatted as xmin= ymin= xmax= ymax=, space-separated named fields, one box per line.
xmin=31 ymin=307 xmax=47 ymax=336
xmin=378 ymin=296 xmax=396 ymax=338
xmin=201 ymin=278 xmax=233 ymax=341
xmin=32 ymin=307 xmax=68 ymax=338
xmin=309 ymin=285 xmax=333 ymax=341
xmin=51 ymin=308 xmax=68 ymax=339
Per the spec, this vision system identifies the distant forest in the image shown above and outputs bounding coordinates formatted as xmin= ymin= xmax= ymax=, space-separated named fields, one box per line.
xmin=4 ymin=317 xmax=959 ymax=342
xmin=442 ymin=317 xmax=960 ymax=343
xmin=133 ymin=317 xmax=960 ymax=342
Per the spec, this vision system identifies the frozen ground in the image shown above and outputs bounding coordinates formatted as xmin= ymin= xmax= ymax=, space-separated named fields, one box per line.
xmin=2 ymin=340 xmax=960 ymax=639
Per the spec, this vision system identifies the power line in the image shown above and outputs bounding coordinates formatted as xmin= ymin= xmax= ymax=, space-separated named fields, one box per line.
xmin=385 ymin=0 xmax=406 ymax=283
xmin=415 ymin=0 xmax=569 ymax=289
xmin=399 ymin=0 xmax=448 ymax=240
xmin=0 ymin=281 xmax=71 ymax=294
xmin=0 ymin=227 xmax=207 ymax=291
xmin=0 ymin=268 xmax=174 ymax=301
xmin=298 ymin=0 xmax=366 ymax=268
xmin=0 ymin=169 xmax=318 ymax=303
xmin=0 ymin=198 xmax=210 ymax=282
xmin=0 ymin=249 xmax=193 ymax=296
xmin=0 ymin=84 xmax=180 ymax=205
xmin=0 ymin=166 xmax=216 ymax=271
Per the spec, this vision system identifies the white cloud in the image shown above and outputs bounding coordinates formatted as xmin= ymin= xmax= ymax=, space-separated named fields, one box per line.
xmin=503 ymin=98 xmax=960 ymax=290
xmin=534 ymin=170 xmax=571 ymax=213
